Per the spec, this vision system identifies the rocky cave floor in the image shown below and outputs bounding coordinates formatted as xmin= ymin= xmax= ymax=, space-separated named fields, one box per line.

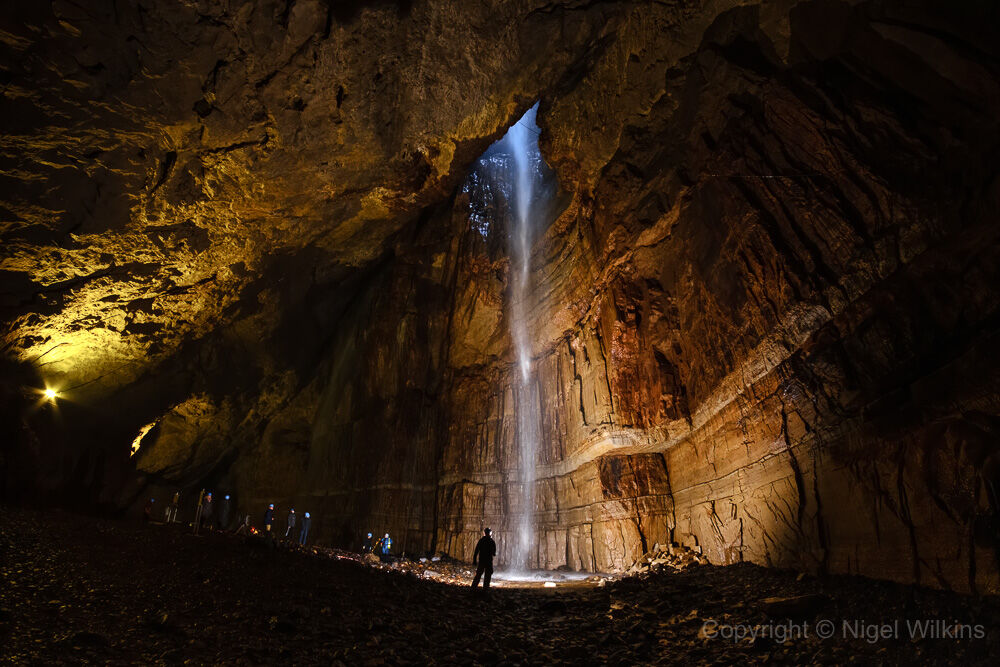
xmin=2 ymin=508 xmax=1000 ymax=665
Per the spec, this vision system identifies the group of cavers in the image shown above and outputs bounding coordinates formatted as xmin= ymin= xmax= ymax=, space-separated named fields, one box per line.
xmin=142 ymin=491 xmax=312 ymax=546
xmin=260 ymin=502 xmax=313 ymax=545
xmin=360 ymin=531 xmax=396 ymax=563
xmin=143 ymin=492 xmax=500 ymax=590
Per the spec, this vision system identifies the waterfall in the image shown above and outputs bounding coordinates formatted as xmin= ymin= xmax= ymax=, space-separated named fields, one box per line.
xmin=505 ymin=103 xmax=542 ymax=572
xmin=462 ymin=102 xmax=553 ymax=572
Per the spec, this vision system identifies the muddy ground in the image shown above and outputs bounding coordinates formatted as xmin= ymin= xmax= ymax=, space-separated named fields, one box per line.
xmin=1 ymin=507 xmax=999 ymax=665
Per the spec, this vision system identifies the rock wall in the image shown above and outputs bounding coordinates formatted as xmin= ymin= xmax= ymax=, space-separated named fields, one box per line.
xmin=294 ymin=0 xmax=1000 ymax=593
xmin=3 ymin=0 xmax=1000 ymax=593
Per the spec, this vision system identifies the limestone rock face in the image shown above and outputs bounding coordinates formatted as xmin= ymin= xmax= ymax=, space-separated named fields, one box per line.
xmin=3 ymin=0 xmax=1000 ymax=593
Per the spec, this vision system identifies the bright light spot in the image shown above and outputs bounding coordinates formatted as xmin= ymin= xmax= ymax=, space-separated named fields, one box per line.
xmin=130 ymin=421 xmax=158 ymax=457
xmin=44 ymin=388 xmax=57 ymax=400
xmin=543 ymin=581 xmax=557 ymax=588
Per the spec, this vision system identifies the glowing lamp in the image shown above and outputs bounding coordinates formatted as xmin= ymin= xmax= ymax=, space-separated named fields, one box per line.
xmin=44 ymin=388 xmax=58 ymax=400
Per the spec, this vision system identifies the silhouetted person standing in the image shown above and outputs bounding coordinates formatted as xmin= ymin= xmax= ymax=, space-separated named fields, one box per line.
xmin=362 ymin=532 xmax=373 ymax=554
xmin=472 ymin=528 xmax=496 ymax=591
xmin=285 ymin=508 xmax=297 ymax=539
xmin=378 ymin=533 xmax=393 ymax=563
xmin=264 ymin=503 xmax=275 ymax=532
xmin=299 ymin=512 xmax=311 ymax=546
xmin=201 ymin=492 xmax=214 ymax=530
xmin=219 ymin=495 xmax=231 ymax=530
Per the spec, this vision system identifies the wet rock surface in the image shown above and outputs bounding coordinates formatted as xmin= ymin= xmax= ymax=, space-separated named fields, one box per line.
xmin=3 ymin=508 xmax=999 ymax=665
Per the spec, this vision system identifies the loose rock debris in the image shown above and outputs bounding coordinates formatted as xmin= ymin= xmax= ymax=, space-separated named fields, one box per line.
xmin=2 ymin=508 xmax=999 ymax=665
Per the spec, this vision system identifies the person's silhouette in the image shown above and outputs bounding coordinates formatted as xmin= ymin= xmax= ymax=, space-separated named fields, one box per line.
xmin=472 ymin=528 xmax=497 ymax=591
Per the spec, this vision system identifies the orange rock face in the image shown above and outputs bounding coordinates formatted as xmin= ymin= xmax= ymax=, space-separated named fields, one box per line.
xmin=2 ymin=1 xmax=1000 ymax=592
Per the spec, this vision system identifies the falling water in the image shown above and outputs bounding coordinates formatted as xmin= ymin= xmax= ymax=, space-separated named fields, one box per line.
xmin=461 ymin=102 xmax=552 ymax=573
xmin=505 ymin=103 xmax=542 ymax=572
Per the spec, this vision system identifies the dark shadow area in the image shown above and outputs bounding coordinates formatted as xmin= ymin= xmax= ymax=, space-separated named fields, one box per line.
xmin=324 ymin=0 xmax=414 ymax=25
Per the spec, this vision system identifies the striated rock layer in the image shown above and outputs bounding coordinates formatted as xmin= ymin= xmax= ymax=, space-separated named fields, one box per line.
xmin=2 ymin=1 xmax=1000 ymax=593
